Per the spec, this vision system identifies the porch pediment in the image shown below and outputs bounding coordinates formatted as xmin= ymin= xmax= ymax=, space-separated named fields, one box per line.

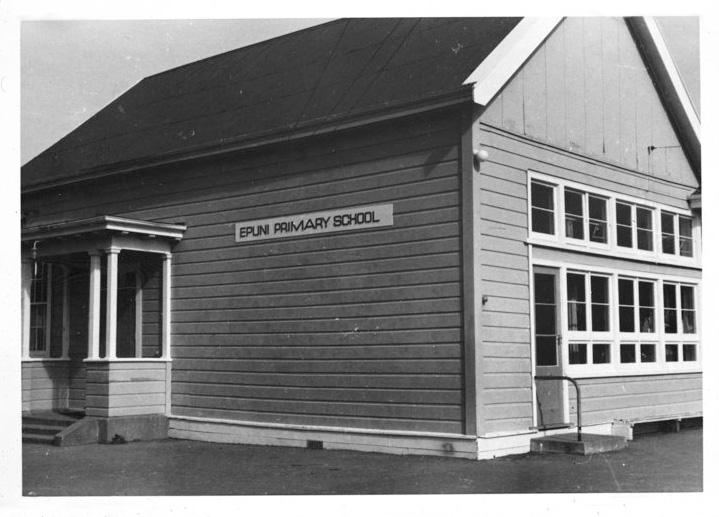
xmin=22 ymin=216 xmax=187 ymax=257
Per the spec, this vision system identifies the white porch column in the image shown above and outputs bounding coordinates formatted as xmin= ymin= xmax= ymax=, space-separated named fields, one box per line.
xmin=105 ymin=248 xmax=120 ymax=360
xmin=87 ymin=251 xmax=102 ymax=360
xmin=21 ymin=259 xmax=32 ymax=360
xmin=161 ymin=253 xmax=172 ymax=359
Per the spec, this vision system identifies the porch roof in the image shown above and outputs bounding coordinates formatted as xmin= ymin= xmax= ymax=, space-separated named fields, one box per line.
xmin=22 ymin=215 xmax=187 ymax=243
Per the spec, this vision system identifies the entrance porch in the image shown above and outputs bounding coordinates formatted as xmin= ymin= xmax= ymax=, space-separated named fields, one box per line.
xmin=21 ymin=216 xmax=186 ymax=443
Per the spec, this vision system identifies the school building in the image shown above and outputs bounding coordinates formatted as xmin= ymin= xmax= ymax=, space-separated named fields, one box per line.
xmin=21 ymin=17 xmax=701 ymax=459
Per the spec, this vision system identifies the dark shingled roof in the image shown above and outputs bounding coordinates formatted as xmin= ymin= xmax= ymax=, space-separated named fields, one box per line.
xmin=22 ymin=17 xmax=521 ymax=188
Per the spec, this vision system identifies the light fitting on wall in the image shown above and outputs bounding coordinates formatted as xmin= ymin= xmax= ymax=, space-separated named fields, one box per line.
xmin=473 ymin=148 xmax=489 ymax=170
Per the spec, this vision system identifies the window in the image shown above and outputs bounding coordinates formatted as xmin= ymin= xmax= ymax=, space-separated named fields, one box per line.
xmin=616 ymin=202 xmax=654 ymax=251
xmin=679 ymin=217 xmax=693 ymax=257
xmin=552 ymin=269 xmax=699 ymax=374
xmin=29 ymin=263 xmax=51 ymax=356
xmin=566 ymin=272 xmax=611 ymax=333
xmin=661 ymin=211 xmax=694 ymax=257
xmin=566 ymin=272 xmax=611 ymax=366
xmin=588 ymin=195 xmax=608 ymax=243
xmin=531 ymin=181 xmax=555 ymax=235
xmin=564 ymin=189 xmax=608 ymax=243
xmin=528 ymin=174 xmax=697 ymax=265
xmin=618 ymin=278 xmax=655 ymax=334
xmin=664 ymin=283 xmax=697 ymax=335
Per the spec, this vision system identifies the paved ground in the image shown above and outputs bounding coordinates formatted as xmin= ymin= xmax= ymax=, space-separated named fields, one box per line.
xmin=22 ymin=428 xmax=701 ymax=496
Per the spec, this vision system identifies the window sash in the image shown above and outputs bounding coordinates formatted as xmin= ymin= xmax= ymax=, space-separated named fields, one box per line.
xmin=29 ymin=263 xmax=52 ymax=356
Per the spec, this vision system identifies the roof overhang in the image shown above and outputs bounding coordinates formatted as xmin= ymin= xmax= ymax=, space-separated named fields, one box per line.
xmin=22 ymin=216 xmax=187 ymax=243
xmin=462 ymin=17 xmax=563 ymax=106
xmin=627 ymin=17 xmax=701 ymax=180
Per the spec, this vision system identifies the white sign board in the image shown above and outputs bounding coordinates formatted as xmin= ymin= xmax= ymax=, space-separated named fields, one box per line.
xmin=235 ymin=204 xmax=394 ymax=243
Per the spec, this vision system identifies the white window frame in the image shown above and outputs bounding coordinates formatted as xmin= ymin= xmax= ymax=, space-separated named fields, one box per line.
xmin=660 ymin=210 xmax=695 ymax=258
xmin=534 ymin=259 xmax=701 ymax=378
xmin=23 ymin=262 xmax=70 ymax=361
xmin=28 ymin=263 xmax=52 ymax=358
xmin=527 ymin=171 xmax=699 ymax=268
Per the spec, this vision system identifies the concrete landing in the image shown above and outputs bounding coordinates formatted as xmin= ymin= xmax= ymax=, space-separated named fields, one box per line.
xmin=530 ymin=432 xmax=628 ymax=455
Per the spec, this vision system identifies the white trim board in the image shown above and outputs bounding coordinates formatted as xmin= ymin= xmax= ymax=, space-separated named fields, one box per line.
xmin=463 ymin=17 xmax=563 ymax=106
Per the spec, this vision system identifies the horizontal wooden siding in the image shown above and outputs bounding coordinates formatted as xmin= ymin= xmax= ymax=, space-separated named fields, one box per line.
xmin=24 ymin=110 xmax=466 ymax=434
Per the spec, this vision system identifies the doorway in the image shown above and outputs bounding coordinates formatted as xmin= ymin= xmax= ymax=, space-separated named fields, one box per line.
xmin=533 ymin=267 xmax=569 ymax=429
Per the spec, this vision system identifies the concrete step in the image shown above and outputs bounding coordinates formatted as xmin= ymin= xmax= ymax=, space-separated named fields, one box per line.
xmin=23 ymin=414 xmax=80 ymax=427
xmin=22 ymin=432 xmax=56 ymax=445
xmin=22 ymin=411 xmax=84 ymax=445
xmin=23 ymin=423 xmax=66 ymax=436
xmin=530 ymin=432 xmax=628 ymax=456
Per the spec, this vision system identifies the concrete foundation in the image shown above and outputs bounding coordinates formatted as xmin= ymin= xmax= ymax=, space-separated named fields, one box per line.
xmin=530 ymin=432 xmax=628 ymax=455
xmin=55 ymin=414 xmax=168 ymax=446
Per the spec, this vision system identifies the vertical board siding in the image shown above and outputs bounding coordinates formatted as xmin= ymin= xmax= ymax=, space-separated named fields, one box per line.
xmin=568 ymin=374 xmax=702 ymax=425
xmin=481 ymin=17 xmax=697 ymax=188
xmin=25 ymin=110 xmax=465 ymax=435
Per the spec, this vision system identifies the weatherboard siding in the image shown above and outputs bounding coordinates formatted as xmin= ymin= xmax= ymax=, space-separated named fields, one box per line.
xmin=568 ymin=374 xmax=702 ymax=425
xmin=24 ymin=110 xmax=466 ymax=434
xmin=85 ymin=362 xmax=168 ymax=417
xmin=476 ymin=114 xmax=699 ymax=435
xmin=22 ymin=362 xmax=71 ymax=412
xmin=477 ymin=126 xmax=533 ymax=435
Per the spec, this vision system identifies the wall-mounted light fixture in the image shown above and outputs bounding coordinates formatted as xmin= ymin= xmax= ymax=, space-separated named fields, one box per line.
xmin=473 ymin=148 xmax=489 ymax=170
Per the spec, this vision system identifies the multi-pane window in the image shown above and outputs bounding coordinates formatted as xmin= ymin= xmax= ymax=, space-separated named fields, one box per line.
xmin=531 ymin=181 xmax=555 ymax=235
xmin=618 ymin=278 xmax=655 ymax=333
xmin=29 ymin=263 xmax=51 ymax=356
xmin=616 ymin=202 xmax=654 ymax=251
xmin=529 ymin=175 xmax=697 ymax=264
xmin=662 ymin=283 xmax=697 ymax=363
xmin=664 ymin=283 xmax=697 ymax=335
xmin=566 ymin=273 xmax=611 ymax=366
xmin=564 ymin=189 xmax=608 ymax=243
xmin=567 ymin=273 xmax=611 ymax=332
xmin=661 ymin=211 xmax=694 ymax=257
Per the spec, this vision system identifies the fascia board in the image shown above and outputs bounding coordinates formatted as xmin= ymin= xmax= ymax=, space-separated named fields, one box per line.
xmin=640 ymin=16 xmax=701 ymax=141
xmin=463 ymin=17 xmax=563 ymax=106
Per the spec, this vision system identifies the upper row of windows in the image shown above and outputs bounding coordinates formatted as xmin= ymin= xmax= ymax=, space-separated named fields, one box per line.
xmin=531 ymin=180 xmax=694 ymax=258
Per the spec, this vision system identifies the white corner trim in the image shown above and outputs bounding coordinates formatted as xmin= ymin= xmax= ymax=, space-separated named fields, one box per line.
xmin=642 ymin=16 xmax=701 ymax=140
xmin=463 ymin=17 xmax=563 ymax=106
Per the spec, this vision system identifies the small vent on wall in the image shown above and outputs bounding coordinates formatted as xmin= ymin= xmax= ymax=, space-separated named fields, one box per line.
xmin=307 ymin=440 xmax=324 ymax=450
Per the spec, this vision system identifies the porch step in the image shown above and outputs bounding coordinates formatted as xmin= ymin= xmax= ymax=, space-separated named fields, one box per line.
xmin=22 ymin=411 xmax=84 ymax=445
xmin=22 ymin=433 xmax=57 ymax=445
xmin=530 ymin=433 xmax=628 ymax=456
xmin=22 ymin=423 xmax=67 ymax=436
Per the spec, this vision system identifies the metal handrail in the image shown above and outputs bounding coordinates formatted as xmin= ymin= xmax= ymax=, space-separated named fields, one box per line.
xmin=534 ymin=375 xmax=582 ymax=441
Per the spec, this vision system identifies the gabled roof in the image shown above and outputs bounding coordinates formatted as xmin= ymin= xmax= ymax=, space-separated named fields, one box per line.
xmin=22 ymin=17 xmax=521 ymax=190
